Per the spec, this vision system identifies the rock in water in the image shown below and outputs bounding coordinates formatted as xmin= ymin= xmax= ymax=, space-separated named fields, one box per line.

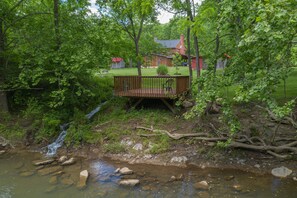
xmin=33 ymin=159 xmax=55 ymax=166
xmin=119 ymin=167 xmax=133 ymax=175
xmin=197 ymin=191 xmax=210 ymax=198
xmin=232 ymin=184 xmax=242 ymax=191
xmin=119 ymin=179 xmax=140 ymax=186
xmin=14 ymin=162 xmax=24 ymax=169
xmin=45 ymin=185 xmax=57 ymax=193
xmin=61 ymin=157 xmax=75 ymax=166
xmin=38 ymin=166 xmax=62 ymax=176
xmin=61 ymin=178 xmax=74 ymax=187
xmin=77 ymin=170 xmax=89 ymax=190
xmin=271 ymin=166 xmax=292 ymax=178
xmin=20 ymin=171 xmax=35 ymax=177
xmin=49 ymin=176 xmax=58 ymax=184
xmin=194 ymin=181 xmax=209 ymax=190
xmin=0 ymin=150 xmax=5 ymax=155
xmin=114 ymin=168 xmax=120 ymax=173
xmin=58 ymin=156 xmax=68 ymax=163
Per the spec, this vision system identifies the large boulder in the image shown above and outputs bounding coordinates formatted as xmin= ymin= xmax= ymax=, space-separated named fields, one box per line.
xmin=271 ymin=166 xmax=292 ymax=178
xmin=119 ymin=179 xmax=140 ymax=186
xmin=77 ymin=170 xmax=89 ymax=190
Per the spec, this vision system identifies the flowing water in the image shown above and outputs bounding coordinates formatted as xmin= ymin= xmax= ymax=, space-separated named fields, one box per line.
xmin=45 ymin=102 xmax=107 ymax=156
xmin=0 ymin=151 xmax=296 ymax=198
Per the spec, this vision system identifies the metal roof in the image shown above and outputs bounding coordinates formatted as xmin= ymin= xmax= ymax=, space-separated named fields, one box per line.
xmin=155 ymin=39 xmax=180 ymax=48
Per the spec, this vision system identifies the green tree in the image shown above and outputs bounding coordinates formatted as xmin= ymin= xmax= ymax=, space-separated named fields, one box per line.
xmin=98 ymin=0 xmax=156 ymax=76
xmin=0 ymin=0 xmax=114 ymax=116
xmin=188 ymin=0 xmax=297 ymax=138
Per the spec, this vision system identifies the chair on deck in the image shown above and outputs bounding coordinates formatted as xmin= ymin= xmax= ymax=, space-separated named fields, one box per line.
xmin=162 ymin=78 xmax=174 ymax=92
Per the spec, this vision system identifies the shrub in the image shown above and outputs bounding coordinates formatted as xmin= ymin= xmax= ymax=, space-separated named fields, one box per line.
xmin=157 ymin=64 xmax=169 ymax=75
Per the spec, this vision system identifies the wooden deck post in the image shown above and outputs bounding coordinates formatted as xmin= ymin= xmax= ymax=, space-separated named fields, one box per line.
xmin=160 ymin=98 xmax=176 ymax=114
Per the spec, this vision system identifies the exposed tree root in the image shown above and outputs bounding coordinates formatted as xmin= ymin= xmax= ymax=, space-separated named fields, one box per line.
xmin=256 ymin=105 xmax=297 ymax=129
xmin=135 ymin=126 xmax=207 ymax=140
xmin=267 ymin=151 xmax=290 ymax=159
xmin=136 ymin=125 xmax=297 ymax=159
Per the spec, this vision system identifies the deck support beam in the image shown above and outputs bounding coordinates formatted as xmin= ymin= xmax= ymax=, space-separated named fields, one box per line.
xmin=130 ymin=98 xmax=144 ymax=110
xmin=160 ymin=98 xmax=176 ymax=114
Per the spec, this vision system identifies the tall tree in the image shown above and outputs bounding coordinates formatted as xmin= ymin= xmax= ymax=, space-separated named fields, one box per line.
xmin=98 ymin=0 xmax=156 ymax=76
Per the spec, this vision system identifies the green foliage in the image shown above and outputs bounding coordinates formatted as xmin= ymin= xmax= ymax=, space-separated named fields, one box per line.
xmin=156 ymin=65 xmax=169 ymax=75
xmin=0 ymin=123 xmax=25 ymax=141
xmin=187 ymin=0 xmax=297 ymax=140
xmin=149 ymin=134 xmax=170 ymax=154
xmin=64 ymin=108 xmax=101 ymax=146
xmin=103 ymin=143 xmax=126 ymax=154
xmin=267 ymin=99 xmax=296 ymax=121
xmin=172 ymin=53 xmax=183 ymax=75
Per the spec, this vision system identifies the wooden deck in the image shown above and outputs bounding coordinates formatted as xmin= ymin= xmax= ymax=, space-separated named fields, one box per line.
xmin=114 ymin=76 xmax=189 ymax=98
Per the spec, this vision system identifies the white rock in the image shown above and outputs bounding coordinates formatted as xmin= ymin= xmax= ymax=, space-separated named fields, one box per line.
xmin=143 ymin=154 xmax=152 ymax=159
xmin=0 ymin=150 xmax=5 ymax=155
xmin=119 ymin=167 xmax=133 ymax=175
xmin=119 ymin=179 xmax=140 ymax=186
xmin=77 ymin=170 xmax=89 ymax=189
xmin=170 ymin=156 xmax=188 ymax=163
xmin=194 ymin=181 xmax=209 ymax=190
xmin=254 ymin=164 xmax=260 ymax=168
xmin=114 ymin=168 xmax=120 ymax=173
xmin=61 ymin=157 xmax=75 ymax=166
xmin=121 ymin=139 xmax=133 ymax=146
xmin=58 ymin=156 xmax=68 ymax=163
xmin=271 ymin=166 xmax=292 ymax=178
xmin=133 ymin=143 xmax=143 ymax=151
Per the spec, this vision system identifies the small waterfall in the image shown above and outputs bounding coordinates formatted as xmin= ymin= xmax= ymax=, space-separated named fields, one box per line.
xmin=45 ymin=102 xmax=107 ymax=157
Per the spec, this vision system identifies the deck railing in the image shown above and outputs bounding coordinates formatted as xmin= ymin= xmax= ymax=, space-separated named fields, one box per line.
xmin=114 ymin=76 xmax=189 ymax=98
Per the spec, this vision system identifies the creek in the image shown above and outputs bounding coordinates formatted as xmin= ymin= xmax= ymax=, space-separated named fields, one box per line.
xmin=0 ymin=151 xmax=296 ymax=198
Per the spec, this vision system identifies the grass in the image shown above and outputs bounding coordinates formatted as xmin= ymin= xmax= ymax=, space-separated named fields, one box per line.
xmin=107 ymin=66 xmax=190 ymax=76
xmin=274 ymin=68 xmax=297 ymax=101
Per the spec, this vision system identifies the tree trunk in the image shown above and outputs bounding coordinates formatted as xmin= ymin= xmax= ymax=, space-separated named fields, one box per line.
xmin=53 ymin=0 xmax=60 ymax=50
xmin=0 ymin=19 xmax=9 ymax=112
xmin=129 ymin=58 xmax=133 ymax=68
xmin=135 ymin=40 xmax=142 ymax=76
xmin=188 ymin=0 xmax=201 ymax=82
xmin=186 ymin=27 xmax=192 ymax=87
xmin=213 ymin=29 xmax=219 ymax=77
